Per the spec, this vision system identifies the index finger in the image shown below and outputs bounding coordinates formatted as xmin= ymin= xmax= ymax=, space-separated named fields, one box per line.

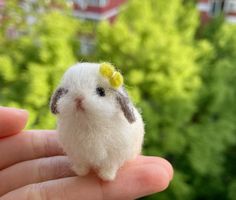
xmin=0 ymin=107 xmax=28 ymax=138
xmin=1 ymin=156 xmax=172 ymax=200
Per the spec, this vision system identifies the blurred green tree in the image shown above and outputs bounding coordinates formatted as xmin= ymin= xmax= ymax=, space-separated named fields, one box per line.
xmin=0 ymin=0 xmax=79 ymax=128
xmin=91 ymin=0 xmax=236 ymax=199
xmin=94 ymin=0 xmax=200 ymax=199
xmin=192 ymin=22 xmax=236 ymax=200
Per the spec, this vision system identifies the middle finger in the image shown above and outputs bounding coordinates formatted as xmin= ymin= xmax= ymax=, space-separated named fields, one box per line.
xmin=0 ymin=156 xmax=75 ymax=196
xmin=0 ymin=130 xmax=64 ymax=170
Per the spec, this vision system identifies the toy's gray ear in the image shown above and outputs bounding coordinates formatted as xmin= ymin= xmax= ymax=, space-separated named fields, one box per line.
xmin=116 ymin=88 xmax=136 ymax=123
xmin=50 ymin=87 xmax=68 ymax=114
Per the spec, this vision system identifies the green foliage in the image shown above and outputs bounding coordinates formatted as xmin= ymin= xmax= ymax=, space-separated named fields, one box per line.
xmin=0 ymin=0 xmax=235 ymax=200
xmin=94 ymin=2 xmax=199 ymax=198
xmin=93 ymin=1 xmax=236 ymax=199
xmin=0 ymin=1 xmax=79 ymax=128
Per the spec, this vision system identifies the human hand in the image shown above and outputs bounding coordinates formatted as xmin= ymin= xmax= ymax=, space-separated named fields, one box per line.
xmin=0 ymin=107 xmax=173 ymax=200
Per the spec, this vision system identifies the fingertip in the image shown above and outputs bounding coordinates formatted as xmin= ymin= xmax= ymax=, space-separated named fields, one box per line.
xmin=0 ymin=107 xmax=29 ymax=137
xmin=16 ymin=109 xmax=29 ymax=131
xmin=131 ymin=156 xmax=174 ymax=181
xmin=156 ymin=157 xmax=174 ymax=181
xmin=139 ymin=164 xmax=171 ymax=193
xmin=103 ymin=163 xmax=172 ymax=200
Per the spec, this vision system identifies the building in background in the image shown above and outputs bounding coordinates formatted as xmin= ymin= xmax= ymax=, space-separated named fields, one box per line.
xmin=197 ymin=0 xmax=236 ymax=24
xmin=0 ymin=0 xmax=4 ymax=8
xmin=71 ymin=0 xmax=127 ymax=22
xmin=0 ymin=0 xmax=128 ymax=55
xmin=0 ymin=0 xmax=5 ymax=23
xmin=70 ymin=0 xmax=127 ymax=55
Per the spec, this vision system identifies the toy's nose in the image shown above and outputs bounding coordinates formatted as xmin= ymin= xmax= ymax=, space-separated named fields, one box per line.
xmin=75 ymin=97 xmax=85 ymax=111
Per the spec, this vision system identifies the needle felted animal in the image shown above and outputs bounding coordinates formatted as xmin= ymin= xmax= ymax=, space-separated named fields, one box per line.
xmin=50 ymin=62 xmax=145 ymax=181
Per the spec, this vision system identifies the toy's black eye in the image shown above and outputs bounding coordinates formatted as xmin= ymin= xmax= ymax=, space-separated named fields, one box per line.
xmin=96 ymin=87 xmax=106 ymax=97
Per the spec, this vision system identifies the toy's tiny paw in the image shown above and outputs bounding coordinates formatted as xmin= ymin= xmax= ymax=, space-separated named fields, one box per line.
xmin=73 ymin=165 xmax=90 ymax=176
xmin=98 ymin=168 xmax=117 ymax=181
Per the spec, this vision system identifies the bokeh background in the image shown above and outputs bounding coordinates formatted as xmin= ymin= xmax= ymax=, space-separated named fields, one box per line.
xmin=0 ymin=0 xmax=236 ymax=199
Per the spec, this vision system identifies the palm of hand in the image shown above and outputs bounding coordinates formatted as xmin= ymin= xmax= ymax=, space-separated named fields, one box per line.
xmin=0 ymin=107 xmax=173 ymax=200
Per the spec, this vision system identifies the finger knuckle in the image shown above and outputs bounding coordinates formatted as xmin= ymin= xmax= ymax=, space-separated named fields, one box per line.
xmin=31 ymin=133 xmax=44 ymax=157
xmin=26 ymin=183 xmax=48 ymax=200
xmin=30 ymin=132 xmax=59 ymax=158
xmin=51 ymin=157 xmax=72 ymax=178
xmin=38 ymin=157 xmax=72 ymax=181
xmin=44 ymin=135 xmax=54 ymax=157
xmin=37 ymin=159 xmax=50 ymax=181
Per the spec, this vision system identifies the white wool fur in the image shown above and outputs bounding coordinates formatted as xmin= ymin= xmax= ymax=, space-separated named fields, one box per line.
xmin=54 ymin=63 xmax=145 ymax=181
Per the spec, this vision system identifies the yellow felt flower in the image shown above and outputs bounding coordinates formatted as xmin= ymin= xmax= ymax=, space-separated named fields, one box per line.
xmin=110 ymin=72 xmax=123 ymax=89
xmin=100 ymin=62 xmax=115 ymax=77
xmin=99 ymin=63 xmax=123 ymax=89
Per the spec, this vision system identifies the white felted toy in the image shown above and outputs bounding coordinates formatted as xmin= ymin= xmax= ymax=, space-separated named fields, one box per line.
xmin=50 ymin=62 xmax=145 ymax=181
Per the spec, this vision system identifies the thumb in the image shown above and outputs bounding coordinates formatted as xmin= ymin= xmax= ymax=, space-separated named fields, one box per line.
xmin=0 ymin=107 xmax=28 ymax=138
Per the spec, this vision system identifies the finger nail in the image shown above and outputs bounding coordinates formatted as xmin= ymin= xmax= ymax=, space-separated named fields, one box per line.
xmin=0 ymin=106 xmax=28 ymax=115
xmin=158 ymin=161 xmax=174 ymax=181
xmin=17 ymin=109 xmax=28 ymax=114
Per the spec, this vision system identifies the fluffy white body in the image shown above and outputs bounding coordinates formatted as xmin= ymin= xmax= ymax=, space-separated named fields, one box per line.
xmin=51 ymin=63 xmax=145 ymax=181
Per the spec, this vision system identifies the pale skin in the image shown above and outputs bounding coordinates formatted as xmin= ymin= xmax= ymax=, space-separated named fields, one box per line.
xmin=0 ymin=107 xmax=173 ymax=200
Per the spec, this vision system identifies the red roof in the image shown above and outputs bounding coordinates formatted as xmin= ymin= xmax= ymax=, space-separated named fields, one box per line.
xmin=198 ymin=0 xmax=208 ymax=3
xmin=74 ymin=0 xmax=127 ymax=12
xmin=0 ymin=0 xmax=4 ymax=7
xmin=73 ymin=0 xmax=127 ymax=21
